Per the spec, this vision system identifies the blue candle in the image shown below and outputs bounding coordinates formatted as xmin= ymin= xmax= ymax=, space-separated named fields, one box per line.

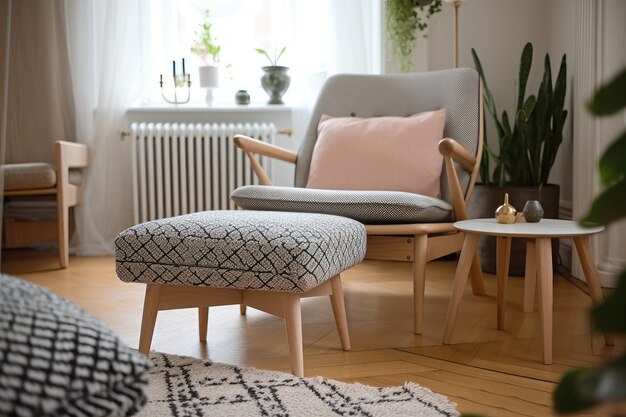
xmin=172 ymin=60 xmax=176 ymax=77
xmin=182 ymin=58 xmax=186 ymax=76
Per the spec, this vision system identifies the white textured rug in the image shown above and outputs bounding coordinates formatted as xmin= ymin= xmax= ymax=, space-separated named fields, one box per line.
xmin=138 ymin=352 xmax=459 ymax=417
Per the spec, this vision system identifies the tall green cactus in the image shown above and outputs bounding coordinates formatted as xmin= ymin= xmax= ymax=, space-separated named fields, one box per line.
xmin=471 ymin=43 xmax=567 ymax=187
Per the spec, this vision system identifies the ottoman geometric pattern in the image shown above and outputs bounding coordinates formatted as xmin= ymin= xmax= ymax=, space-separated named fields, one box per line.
xmin=115 ymin=210 xmax=367 ymax=377
xmin=116 ymin=210 xmax=366 ymax=292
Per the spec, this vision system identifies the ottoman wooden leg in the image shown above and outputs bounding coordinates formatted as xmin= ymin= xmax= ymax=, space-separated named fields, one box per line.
xmin=282 ymin=294 xmax=304 ymax=377
xmin=329 ymin=275 xmax=351 ymax=351
xmin=199 ymin=307 xmax=209 ymax=342
xmin=139 ymin=284 xmax=162 ymax=355
xmin=240 ymin=303 xmax=247 ymax=315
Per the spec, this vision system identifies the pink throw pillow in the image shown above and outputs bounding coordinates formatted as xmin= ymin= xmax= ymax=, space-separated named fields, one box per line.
xmin=305 ymin=110 xmax=446 ymax=198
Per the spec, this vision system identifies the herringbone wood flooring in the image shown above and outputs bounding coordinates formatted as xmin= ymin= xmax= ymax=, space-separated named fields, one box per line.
xmin=2 ymin=249 xmax=623 ymax=416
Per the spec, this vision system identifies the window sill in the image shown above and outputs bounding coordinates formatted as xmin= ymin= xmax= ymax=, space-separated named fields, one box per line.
xmin=125 ymin=101 xmax=294 ymax=128
xmin=128 ymin=102 xmax=293 ymax=113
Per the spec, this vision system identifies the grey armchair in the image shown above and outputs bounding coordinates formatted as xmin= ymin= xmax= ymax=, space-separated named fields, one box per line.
xmin=231 ymin=68 xmax=485 ymax=334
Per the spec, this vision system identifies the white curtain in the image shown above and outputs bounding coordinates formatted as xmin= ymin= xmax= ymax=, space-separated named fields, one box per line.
xmin=0 ymin=0 xmax=12 ymax=259
xmin=65 ymin=0 xmax=151 ymax=255
xmin=289 ymin=0 xmax=383 ymax=150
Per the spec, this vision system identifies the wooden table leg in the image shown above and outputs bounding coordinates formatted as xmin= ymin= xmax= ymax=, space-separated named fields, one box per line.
xmin=523 ymin=240 xmax=537 ymax=312
xmin=443 ymin=233 xmax=479 ymax=344
xmin=573 ymin=235 xmax=615 ymax=346
xmin=496 ymin=236 xmax=512 ymax=330
xmin=536 ymin=238 xmax=553 ymax=365
xmin=470 ymin=252 xmax=487 ymax=296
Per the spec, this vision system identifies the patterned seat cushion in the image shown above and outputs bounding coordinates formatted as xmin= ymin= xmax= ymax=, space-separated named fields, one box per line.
xmin=231 ymin=185 xmax=453 ymax=224
xmin=0 ymin=274 xmax=151 ymax=417
xmin=115 ymin=211 xmax=366 ymax=293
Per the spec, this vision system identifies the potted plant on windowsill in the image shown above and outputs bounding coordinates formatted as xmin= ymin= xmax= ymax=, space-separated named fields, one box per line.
xmin=191 ymin=10 xmax=221 ymax=104
xmin=255 ymin=46 xmax=289 ymax=105
xmin=469 ymin=42 xmax=567 ymax=275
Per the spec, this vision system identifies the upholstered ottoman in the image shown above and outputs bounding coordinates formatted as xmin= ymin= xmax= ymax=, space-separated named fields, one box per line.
xmin=115 ymin=210 xmax=366 ymax=376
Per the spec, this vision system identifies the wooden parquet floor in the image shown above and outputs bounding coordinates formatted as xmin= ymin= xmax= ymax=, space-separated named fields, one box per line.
xmin=2 ymin=249 xmax=623 ymax=416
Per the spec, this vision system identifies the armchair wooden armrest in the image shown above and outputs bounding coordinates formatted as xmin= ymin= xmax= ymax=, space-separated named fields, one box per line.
xmin=438 ymin=138 xmax=481 ymax=221
xmin=438 ymin=138 xmax=476 ymax=173
xmin=234 ymin=135 xmax=297 ymax=163
xmin=55 ymin=140 xmax=88 ymax=206
xmin=234 ymin=134 xmax=297 ymax=186
xmin=56 ymin=140 xmax=88 ymax=169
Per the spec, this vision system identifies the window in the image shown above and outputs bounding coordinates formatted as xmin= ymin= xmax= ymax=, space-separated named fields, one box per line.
xmin=146 ymin=0 xmax=381 ymax=105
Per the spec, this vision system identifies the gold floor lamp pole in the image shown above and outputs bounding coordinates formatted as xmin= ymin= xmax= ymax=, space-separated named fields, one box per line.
xmin=444 ymin=0 xmax=465 ymax=68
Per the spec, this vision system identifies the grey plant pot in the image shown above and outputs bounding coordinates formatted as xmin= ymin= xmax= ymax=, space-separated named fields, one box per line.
xmin=261 ymin=66 xmax=290 ymax=105
xmin=468 ymin=184 xmax=560 ymax=276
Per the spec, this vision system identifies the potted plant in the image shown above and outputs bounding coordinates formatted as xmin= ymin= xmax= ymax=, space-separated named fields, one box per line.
xmin=385 ymin=0 xmax=442 ymax=72
xmin=191 ymin=10 xmax=221 ymax=104
xmin=255 ymin=46 xmax=289 ymax=105
xmin=469 ymin=42 xmax=567 ymax=274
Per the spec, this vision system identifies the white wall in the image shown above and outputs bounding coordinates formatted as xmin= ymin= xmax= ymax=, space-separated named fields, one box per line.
xmin=546 ymin=0 xmax=576 ymax=217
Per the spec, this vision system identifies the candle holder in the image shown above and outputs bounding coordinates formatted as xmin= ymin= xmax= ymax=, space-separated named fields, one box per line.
xmin=160 ymin=74 xmax=191 ymax=105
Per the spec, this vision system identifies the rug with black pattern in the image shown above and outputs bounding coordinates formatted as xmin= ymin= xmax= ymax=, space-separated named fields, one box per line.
xmin=140 ymin=352 xmax=459 ymax=416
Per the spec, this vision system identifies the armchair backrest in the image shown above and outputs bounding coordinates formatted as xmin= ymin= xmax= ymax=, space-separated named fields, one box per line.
xmin=295 ymin=68 xmax=481 ymax=207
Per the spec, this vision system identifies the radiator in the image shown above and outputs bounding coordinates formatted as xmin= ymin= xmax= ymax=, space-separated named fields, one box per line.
xmin=131 ymin=122 xmax=275 ymax=223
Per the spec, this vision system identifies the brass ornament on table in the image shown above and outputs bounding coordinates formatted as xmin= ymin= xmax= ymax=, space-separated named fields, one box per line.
xmin=515 ymin=212 xmax=526 ymax=223
xmin=495 ymin=193 xmax=517 ymax=224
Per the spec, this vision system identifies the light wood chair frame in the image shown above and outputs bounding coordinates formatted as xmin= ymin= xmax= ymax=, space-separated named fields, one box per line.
xmin=3 ymin=140 xmax=88 ymax=268
xmin=233 ymin=90 xmax=486 ymax=334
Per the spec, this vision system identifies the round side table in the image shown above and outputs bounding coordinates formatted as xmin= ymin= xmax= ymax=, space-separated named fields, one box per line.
xmin=442 ymin=218 xmax=612 ymax=364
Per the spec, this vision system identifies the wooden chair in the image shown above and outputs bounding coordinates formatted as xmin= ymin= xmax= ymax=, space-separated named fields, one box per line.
xmin=3 ymin=141 xmax=88 ymax=268
xmin=232 ymin=69 xmax=486 ymax=334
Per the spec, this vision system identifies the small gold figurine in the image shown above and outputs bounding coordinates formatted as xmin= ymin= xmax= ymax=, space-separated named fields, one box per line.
xmin=495 ymin=193 xmax=517 ymax=224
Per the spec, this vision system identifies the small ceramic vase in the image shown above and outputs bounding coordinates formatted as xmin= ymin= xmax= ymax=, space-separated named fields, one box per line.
xmin=235 ymin=90 xmax=250 ymax=105
xmin=523 ymin=200 xmax=544 ymax=223
xmin=495 ymin=193 xmax=517 ymax=224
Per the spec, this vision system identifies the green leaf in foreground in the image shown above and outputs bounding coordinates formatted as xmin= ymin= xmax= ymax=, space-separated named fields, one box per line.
xmin=598 ymin=130 xmax=626 ymax=185
xmin=590 ymin=271 xmax=626 ymax=333
xmin=587 ymin=68 xmax=626 ymax=116
xmin=554 ymin=356 xmax=626 ymax=414
xmin=580 ymin=179 xmax=626 ymax=227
